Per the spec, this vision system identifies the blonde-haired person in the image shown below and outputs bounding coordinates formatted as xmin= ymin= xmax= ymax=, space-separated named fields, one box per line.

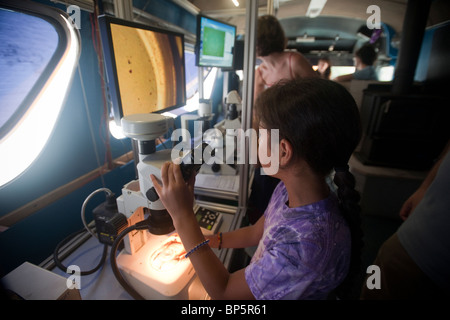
xmin=317 ymin=56 xmax=332 ymax=79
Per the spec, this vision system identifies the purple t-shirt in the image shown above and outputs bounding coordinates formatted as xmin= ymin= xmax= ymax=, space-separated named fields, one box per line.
xmin=245 ymin=182 xmax=351 ymax=300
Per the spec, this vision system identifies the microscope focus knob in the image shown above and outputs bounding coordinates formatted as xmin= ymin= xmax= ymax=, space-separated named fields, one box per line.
xmin=211 ymin=163 xmax=221 ymax=173
xmin=146 ymin=187 xmax=159 ymax=202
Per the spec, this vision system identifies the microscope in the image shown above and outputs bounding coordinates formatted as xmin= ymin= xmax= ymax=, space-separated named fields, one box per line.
xmin=199 ymin=90 xmax=242 ymax=176
xmin=113 ymin=113 xmax=205 ymax=299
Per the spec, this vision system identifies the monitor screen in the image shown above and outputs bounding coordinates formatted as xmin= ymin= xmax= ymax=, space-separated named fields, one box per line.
xmin=98 ymin=15 xmax=186 ymax=125
xmin=196 ymin=15 xmax=236 ymax=68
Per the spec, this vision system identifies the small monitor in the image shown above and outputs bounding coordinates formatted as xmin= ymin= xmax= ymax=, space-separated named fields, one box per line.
xmin=98 ymin=15 xmax=186 ymax=125
xmin=196 ymin=15 xmax=236 ymax=69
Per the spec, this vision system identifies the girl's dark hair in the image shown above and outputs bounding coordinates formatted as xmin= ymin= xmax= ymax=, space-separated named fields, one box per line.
xmin=256 ymin=15 xmax=286 ymax=57
xmin=255 ymin=78 xmax=363 ymax=299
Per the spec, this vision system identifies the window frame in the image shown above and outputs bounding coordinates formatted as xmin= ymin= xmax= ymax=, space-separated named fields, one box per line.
xmin=0 ymin=0 xmax=81 ymax=188
xmin=0 ymin=1 xmax=70 ymax=139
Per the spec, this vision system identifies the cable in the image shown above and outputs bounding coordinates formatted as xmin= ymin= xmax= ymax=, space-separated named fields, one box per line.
xmin=53 ymin=228 xmax=108 ymax=276
xmin=81 ymin=187 xmax=113 ymax=238
xmin=110 ymin=222 xmax=149 ymax=300
xmin=77 ymin=65 xmax=108 ymax=187
xmin=53 ymin=187 xmax=113 ymax=276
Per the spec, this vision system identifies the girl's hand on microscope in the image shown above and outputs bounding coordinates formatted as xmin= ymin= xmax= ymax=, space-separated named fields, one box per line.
xmin=150 ymin=161 xmax=196 ymax=222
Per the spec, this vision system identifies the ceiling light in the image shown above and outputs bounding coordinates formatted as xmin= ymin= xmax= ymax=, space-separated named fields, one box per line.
xmin=306 ymin=0 xmax=327 ymax=18
xmin=232 ymin=0 xmax=239 ymax=7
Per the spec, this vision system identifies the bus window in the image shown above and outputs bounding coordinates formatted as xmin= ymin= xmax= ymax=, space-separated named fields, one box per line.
xmin=0 ymin=2 xmax=80 ymax=187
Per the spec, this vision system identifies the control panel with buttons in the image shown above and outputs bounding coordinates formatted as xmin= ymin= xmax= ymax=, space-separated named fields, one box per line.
xmin=195 ymin=207 xmax=223 ymax=235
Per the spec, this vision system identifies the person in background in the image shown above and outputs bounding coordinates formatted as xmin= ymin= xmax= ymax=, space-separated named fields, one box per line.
xmin=253 ymin=15 xmax=317 ymax=99
xmin=316 ymin=56 xmax=332 ymax=79
xmin=151 ymin=78 xmax=363 ymax=300
xmin=334 ymin=43 xmax=378 ymax=82
xmin=360 ymin=140 xmax=450 ymax=299
xmin=250 ymin=14 xmax=317 ymax=224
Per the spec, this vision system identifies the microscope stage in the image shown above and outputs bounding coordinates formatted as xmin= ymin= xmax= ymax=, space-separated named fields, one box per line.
xmin=116 ymin=232 xmax=195 ymax=299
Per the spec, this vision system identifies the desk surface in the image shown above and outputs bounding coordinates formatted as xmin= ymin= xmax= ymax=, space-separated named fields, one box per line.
xmin=51 ymin=202 xmax=244 ymax=300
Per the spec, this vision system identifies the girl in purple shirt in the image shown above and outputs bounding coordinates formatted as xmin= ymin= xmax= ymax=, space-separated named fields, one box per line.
xmin=245 ymin=182 xmax=351 ymax=299
xmin=151 ymin=78 xmax=363 ymax=300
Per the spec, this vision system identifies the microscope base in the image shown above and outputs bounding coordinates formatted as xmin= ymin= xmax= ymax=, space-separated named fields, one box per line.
xmin=116 ymin=232 xmax=205 ymax=299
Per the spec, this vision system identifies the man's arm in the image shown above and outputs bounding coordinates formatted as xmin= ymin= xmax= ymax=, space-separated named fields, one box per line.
xmin=399 ymin=140 xmax=450 ymax=220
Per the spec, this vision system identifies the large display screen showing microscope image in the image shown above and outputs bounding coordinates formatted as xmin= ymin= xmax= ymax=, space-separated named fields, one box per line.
xmin=109 ymin=21 xmax=186 ymax=117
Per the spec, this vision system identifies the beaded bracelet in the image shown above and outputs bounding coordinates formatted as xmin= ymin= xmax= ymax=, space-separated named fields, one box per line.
xmin=185 ymin=239 xmax=210 ymax=258
xmin=218 ymin=232 xmax=223 ymax=250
